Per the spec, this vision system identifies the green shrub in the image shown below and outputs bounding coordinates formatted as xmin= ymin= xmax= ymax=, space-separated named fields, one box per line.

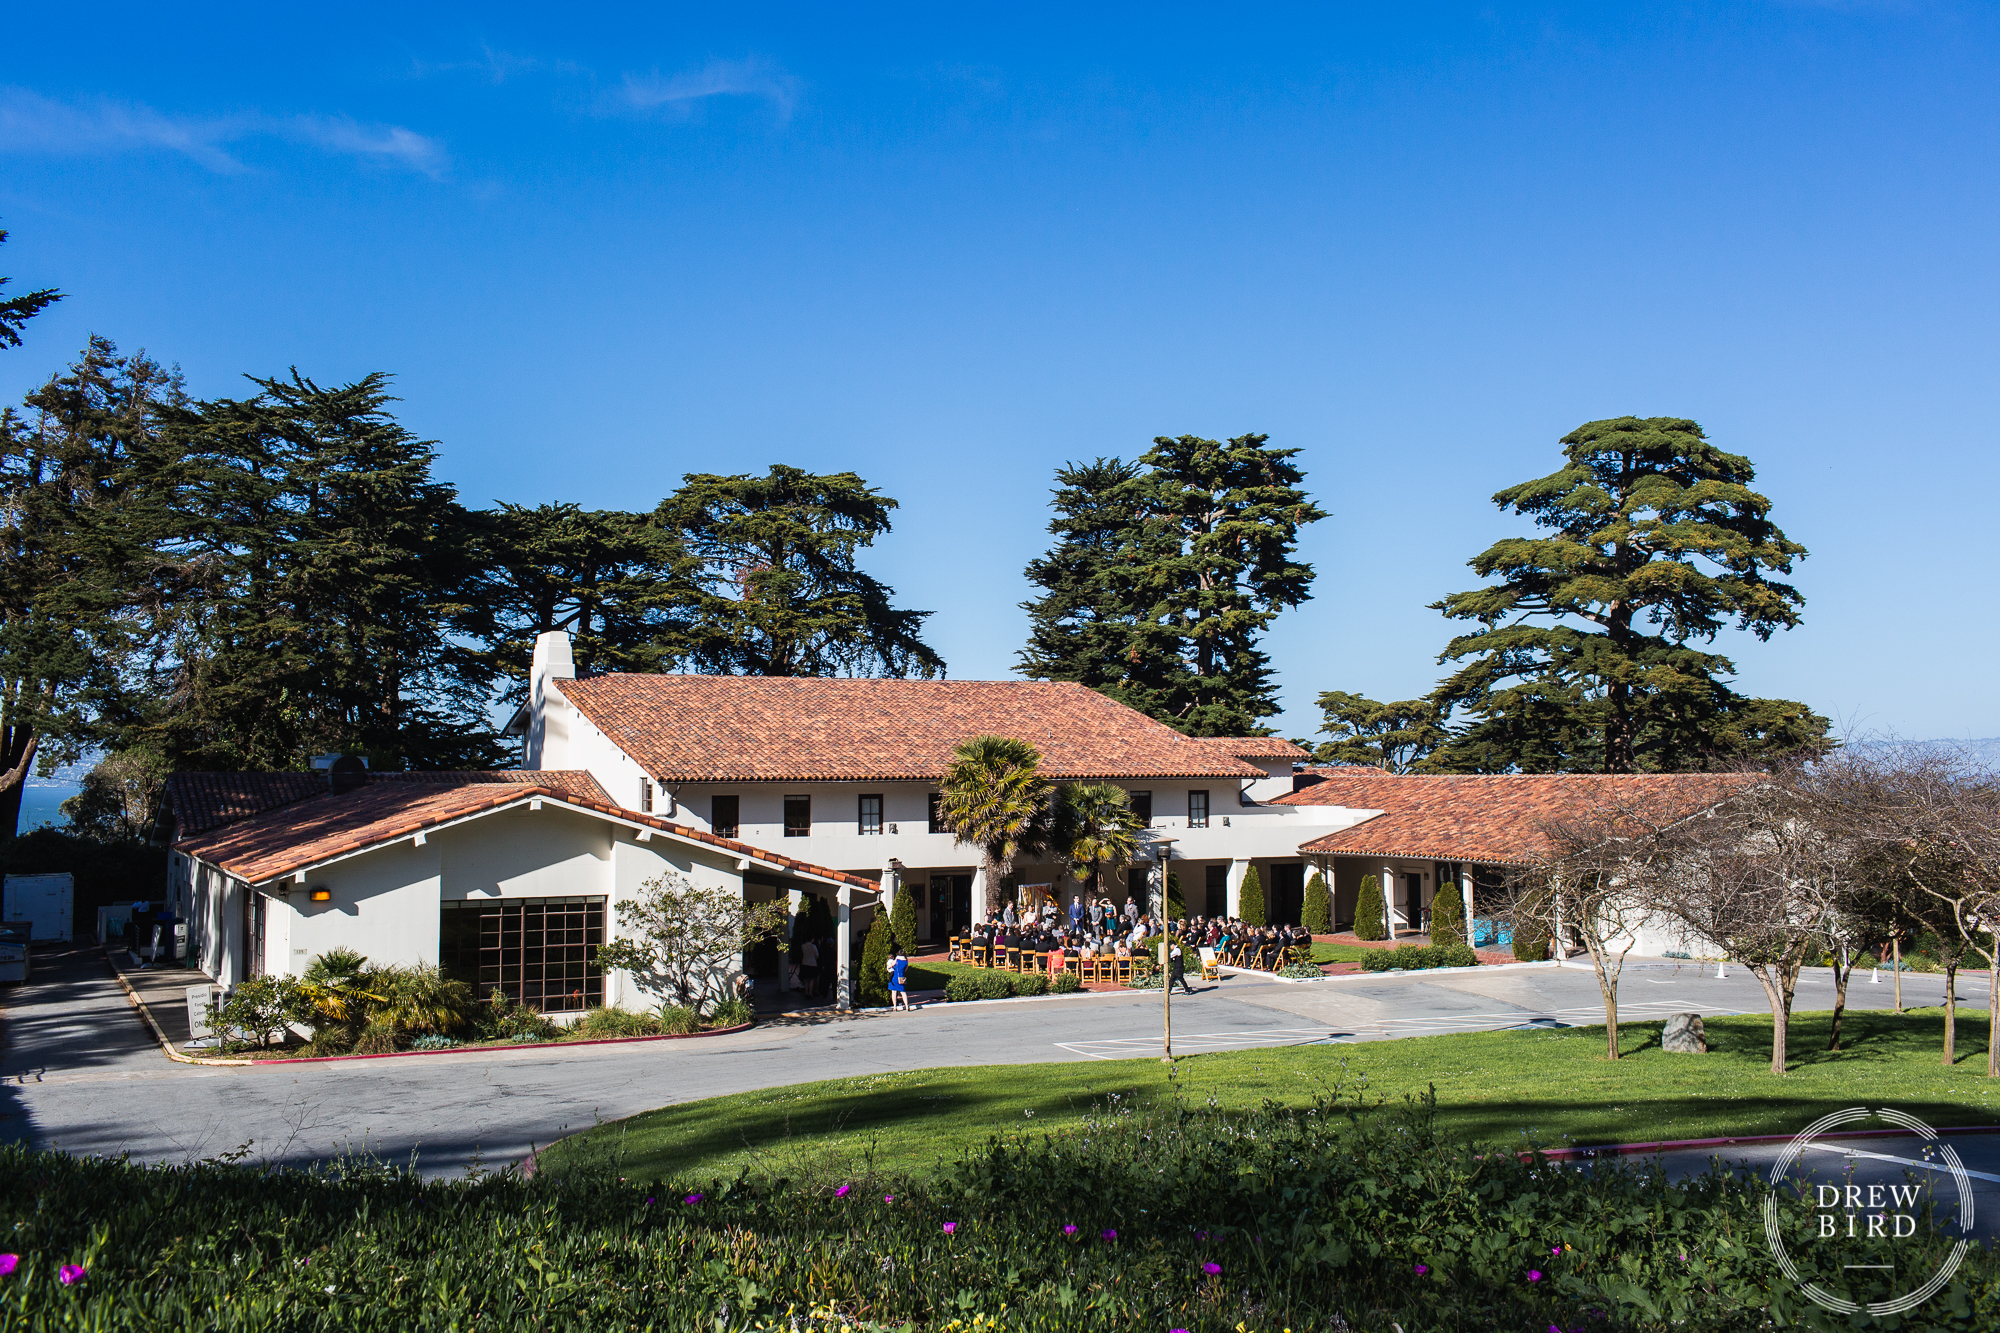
xmin=1301 ymin=871 xmax=1331 ymax=935
xmin=1353 ymin=874 xmax=1386 ymax=941
xmin=1277 ymin=962 xmax=1325 ymax=980
xmin=1050 ymin=970 xmax=1081 ymax=994
xmin=857 ymin=910 xmax=894 ymax=1008
xmin=1361 ymin=943 xmax=1479 ymax=973
xmin=1165 ymin=871 xmax=1185 ymax=921
xmin=407 ymin=1034 xmax=460 ymax=1050
xmin=707 ymin=998 xmax=754 ymax=1028
xmin=890 ymin=881 xmax=919 ymax=956
xmin=976 ymin=971 xmax=1015 ymax=1000
xmin=1428 ymin=879 xmax=1466 ymax=946
xmin=208 ymin=975 xmax=300 ymax=1050
xmin=1238 ymin=865 xmax=1266 ymax=927
xmin=1015 ymin=973 xmax=1049 ymax=997
xmin=943 ymin=976 xmax=984 ymax=1003
xmin=478 ymin=991 xmax=560 ymax=1043
xmin=658 ymin=1005 xmax=702 ymax=1035
xmin=572 ymin=1006 xmax=664 ymax=1040
xmin=1512 ymin=886 xmax=1552 ymax=962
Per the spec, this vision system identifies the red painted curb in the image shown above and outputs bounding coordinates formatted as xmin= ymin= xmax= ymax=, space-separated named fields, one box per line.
xmin=229 ymin=1022 xmax=756 ymax=1067
xmin=1534 ymin=1123 xmax=2000 ymax=1162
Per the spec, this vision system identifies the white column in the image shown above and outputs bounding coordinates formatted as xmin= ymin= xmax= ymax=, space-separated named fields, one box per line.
xmin=1225 ymin=859 xmax=1250 ymax=918
xmin=1383 ymin=863 xmax=1398 ymax=941
xmin=880 ymin=863 xmax=901 ymax=916
xmin=969 ymin=866 xmax=989 ymax=922
xmin=1460 ymin=865 xmax=1476 ymax=947
xmin=836 ymin=887 xmax=854 ymax=1011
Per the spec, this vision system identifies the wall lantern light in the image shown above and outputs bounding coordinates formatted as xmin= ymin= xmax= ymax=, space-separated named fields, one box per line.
xmin=309 ymin=888 xmax=332 ymax=902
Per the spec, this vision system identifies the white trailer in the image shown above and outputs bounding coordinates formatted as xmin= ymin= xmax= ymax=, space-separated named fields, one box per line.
xmin=3 ymin=872 xmax=74 ymax=943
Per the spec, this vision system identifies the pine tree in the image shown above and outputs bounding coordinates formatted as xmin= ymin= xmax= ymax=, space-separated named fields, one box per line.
xmin=0 ymin=227 xmax=62 ymax=350
xmin=890 ymin=879 xmax=919 ymax=955
xmin=1238 ymin=866 xmax=1266 ymax=927
xmin=1312 ymin=692 xmax=1447 ymax=771
xmin=1019 ymin=435 xmax=1325 ymax=736
xmin=1428 ymin=878 xmax=1466 ymax=946
xmin=1302 ymin=871 xmax=1332 ymax=935
xmin=1354 ymin=875 xmax=1386 ymax=941
xmin=857 ymin=909 xmax=894 ymax=1008
xmin=1430 ymin=417 xmax=1827 ymax=773
xmin=660 ymin=465 xmax=943 ymax=678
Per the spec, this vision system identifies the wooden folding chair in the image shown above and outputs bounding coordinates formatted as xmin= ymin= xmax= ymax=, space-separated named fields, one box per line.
xmin=1198 ymin=947 xmax=1220 ymax=981
xmin=1115 ymin=957 xmax=1133 ymax=984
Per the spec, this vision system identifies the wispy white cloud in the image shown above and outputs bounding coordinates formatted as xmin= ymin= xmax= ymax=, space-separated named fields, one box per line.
xmin=617 ymin=57 xmax=801 ymax=120
xmin=0 ymin=88 xmax=448 ymax=177
xmin=404 ymin=45 xmax=589 ymax=86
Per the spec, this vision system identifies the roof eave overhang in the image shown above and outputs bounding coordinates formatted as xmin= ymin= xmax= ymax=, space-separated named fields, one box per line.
xmin=190 ymin=792 xmax=877 ymax=896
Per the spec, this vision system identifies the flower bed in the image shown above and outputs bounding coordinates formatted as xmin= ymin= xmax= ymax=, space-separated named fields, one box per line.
xmin=4 ymin=1091 xmax=1987 ymax=1329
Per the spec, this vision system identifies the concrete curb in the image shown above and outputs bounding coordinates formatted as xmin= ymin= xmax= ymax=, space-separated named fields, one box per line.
xmin=1533 ymin=1124 xmax=2000 ymax=1163
xmin=104 ymin=949 xmax=754 ymax=1067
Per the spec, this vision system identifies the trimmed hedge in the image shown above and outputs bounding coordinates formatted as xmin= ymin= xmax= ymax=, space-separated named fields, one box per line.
xmin=1353 ymin=874 xmax=1387 ymax=941
xmin=1302 ymin=871 xmax=1331 ymax=935
xmin=1238 ymin=866 xmax=1265 ymax=927
xmin=1360 ymin=942 xmax=1479 ymax=972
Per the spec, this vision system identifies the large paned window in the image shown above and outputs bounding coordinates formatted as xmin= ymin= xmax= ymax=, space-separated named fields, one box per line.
xmin=858 ymin=794 xmax=883 ymax=834
xmin=440 ymin=896 xmax=604 ymax=1012
xmin=1187 ymin=790 xmax=1209 ymax=828
xmin=784 ymin=795 xmax=811 ymax=837
xmin=712 ymin=794 xmax=739 ymax=838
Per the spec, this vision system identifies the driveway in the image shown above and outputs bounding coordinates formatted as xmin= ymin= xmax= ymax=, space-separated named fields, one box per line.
xmin=0 ymin=945 xmax=1968 ymax=1178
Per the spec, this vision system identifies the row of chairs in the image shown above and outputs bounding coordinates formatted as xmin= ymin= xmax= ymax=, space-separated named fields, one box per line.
xmin=1207 ymin=942 xmax=1313 ymax=972
xmin=950 ymin=938 xmax=1138 ymax=984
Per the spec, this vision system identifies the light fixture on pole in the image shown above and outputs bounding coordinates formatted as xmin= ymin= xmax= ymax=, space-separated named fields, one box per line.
xmin=1154 ymin=839 xmax=1177 ymax=1063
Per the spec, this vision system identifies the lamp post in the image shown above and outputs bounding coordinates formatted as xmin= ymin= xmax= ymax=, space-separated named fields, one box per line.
xmin=1155 ymin=839 xmax=1176 ymax=1063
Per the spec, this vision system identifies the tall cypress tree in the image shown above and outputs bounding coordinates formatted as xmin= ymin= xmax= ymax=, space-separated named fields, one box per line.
xmin=659 ymin=466 xmax=943 ymax=678
xmin=1430 ymin=417 xmax=1827 ymax=773
xmin=1019 ymin=435 xmax=1324 ymax=736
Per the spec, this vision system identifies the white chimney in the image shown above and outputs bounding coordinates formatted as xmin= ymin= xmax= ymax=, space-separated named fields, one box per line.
xmin=527 ymin=630 xmax=575 ymax=770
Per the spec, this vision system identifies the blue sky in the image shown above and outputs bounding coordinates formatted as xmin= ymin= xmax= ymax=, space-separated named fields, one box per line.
xmin=2 ymin=1 xmax=1994 ymax=745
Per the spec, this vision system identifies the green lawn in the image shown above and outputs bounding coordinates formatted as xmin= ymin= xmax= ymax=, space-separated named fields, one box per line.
xmin=1310 ymin=941 xmax=1382 ymax=963
xmin=543 ymin=1007 xmax=2000 ymax=1184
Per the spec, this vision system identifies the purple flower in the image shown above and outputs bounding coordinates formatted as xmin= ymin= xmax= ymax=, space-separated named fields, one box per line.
xmin=884 ymin=1194 xmax=895 ymax=1204
xmin=0 ymin=1255 xmax=16 ymax=1278
xmin=1101 ymin=1229 xmax=1117 ymax=1242
xmin=1195 ymin=1230 xmax=1209 ymax=1241
xmin=835 ymin=1185 xmax=851 ymax=1198
xmin=683 ymin=1193 xmax=704 ymax=1205
xmin=1552 ymin=1245 xmax=1563 ymax=1256
xmin=1201 ymin=1262 xmax=1221 ymax=1276
xmin=943 ymin=1222 xmax=957 ymax=1235
xmin=1414 ymin=1263 xmax=1429 ymax=1275
xmin=1528 ymin=1270 xmax=1543 ymax=1282
xmin=644 ymin=1197 xmax=654 ymax=1205
xmin=59 ymin=1265 xmax=85 ymax=1286
xmin=1063 ymin=1225 xmax=1079 ymax=1236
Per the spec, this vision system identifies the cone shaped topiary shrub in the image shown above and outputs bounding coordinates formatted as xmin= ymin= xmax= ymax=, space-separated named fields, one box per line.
xmin=1354 ymin=875 xmax=1387 ymax=941
xmin=1239 ymin=866 xmax=1266 ymax=927
xmin=890 ymin=881 xmax=919 ymax=955
xmin=857 ymin=911 xmax=894 ymax=1007
xmin=1302 ymin=872 xmax=1332 ymax=935
xmin=1166 ymin=872 xmax=1185 ymax=922
xmin=1428 ymin=878 xmax=1465 ymax=947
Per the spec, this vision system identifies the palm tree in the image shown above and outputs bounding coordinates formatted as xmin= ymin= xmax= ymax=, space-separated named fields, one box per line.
xmin=1053 ymin=782 xmax=1144 ymax=908
xmin=937 ymin=734 xmax=1052 ymax=919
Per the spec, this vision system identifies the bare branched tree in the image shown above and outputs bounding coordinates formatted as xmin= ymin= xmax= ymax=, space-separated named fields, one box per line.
xmin=1520 ymin=780 xmax=1738 ymax=1060
xmin=1826 ymin=745 xmax=2000 ymax=1076
xmin=1651 ymin=764 xmax=1848 ymax=1075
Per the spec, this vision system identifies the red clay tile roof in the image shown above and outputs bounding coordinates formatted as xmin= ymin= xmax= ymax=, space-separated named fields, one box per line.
xmin=166 ymin=770 xmax=611 ymax=837
xmin=1279 ymin=771 xmax=1747 ymax=866
xmin=1195 ymin=736 xmax=1311 ymax=760
xmin=175 ymin=779 xmax=876 ymax=891
xmin=556 ymin=676 xmax=1263 ymax=782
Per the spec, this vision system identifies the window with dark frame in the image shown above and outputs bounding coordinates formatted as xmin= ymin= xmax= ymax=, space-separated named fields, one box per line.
xmin=439 ymin=896 xmax=604 ymax=1013
xmin=1187 ymin=790 xmax=1209 ymax=828
xmin=858 ymin=794 xmax=883 ymax=834
xmin=712 ymin=794 xmax=739 ymax=838
xmin=928 ymin=792 xmax=945 ymax=833
xmin=784 ymin=795 xmax=811 ymax=837
xmin=1129 ymin=790 xmax=1153 ymax=825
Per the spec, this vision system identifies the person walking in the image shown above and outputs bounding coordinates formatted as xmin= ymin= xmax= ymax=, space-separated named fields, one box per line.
xmin=889 ymin=949 xmax=912 ymax=1011
xmin=1168 ymin=939 xmax=1195 ymax=995
xmin=799 ymin=938 xmax=819 ymax=1000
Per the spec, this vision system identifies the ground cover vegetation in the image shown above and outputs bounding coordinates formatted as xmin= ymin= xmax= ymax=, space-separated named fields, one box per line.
xmin=13 ymin=1079 xmax=1996 ymax=1331
xmin=549 ymin=1007 xmax=2000 ymax=1188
